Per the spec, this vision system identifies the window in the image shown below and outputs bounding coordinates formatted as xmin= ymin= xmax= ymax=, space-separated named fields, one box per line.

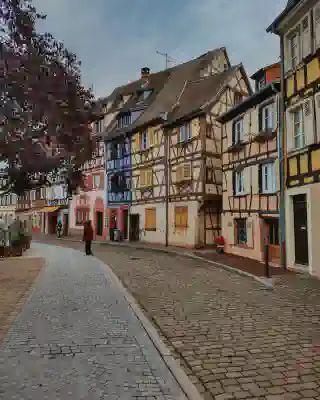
xmin=234 ymin=170 xmax=245 ymax=195
xmin=260 ymin=103 xmax=274 ymax=132
xmin=117 ymin=113 xmax=131 ymax=128
xmin=236 ymin=219 xmax=247 ymax=245
xmin=145 ymin=208 xmax=156 ymax=231
xmin=258 ymin=77 xmax=266 ymax=90
xmin=93 ymin=174 xmax=101 ymax=189
xmin=94 ymin=119 xmax=104 ymax=134
xmin=140 ymin=170 xmax=153 ymax=187
xmin=266 ymin=219 xmax=280 ymax=246
xmin=293 ymin=106 xmax=305 ymax=149
xmin=261 ymin=163 xmax=276 ymax=194
xmin=234 ymin=92 xmax=243 ymax=106
xmin=289 ymin=32 xmax=299 ymax=70
xmin=75 ymin=209 xmax=90 ymax=225
xmin=178 ymin=123 xmax=192 ymax=142
xmin=140 ymin=130 xmax=149 ymax=151
xmin=233 ymin=118 xmax=244 ymax=144
xmin=174 ymin=206 xmax=188 ymax=229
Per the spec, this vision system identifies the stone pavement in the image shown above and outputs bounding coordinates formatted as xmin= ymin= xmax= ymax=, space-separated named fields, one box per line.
xmin=0 ymin=243 xmax=188 ymax=400
xmin=33 ymin=238 xmax=320 ymax=399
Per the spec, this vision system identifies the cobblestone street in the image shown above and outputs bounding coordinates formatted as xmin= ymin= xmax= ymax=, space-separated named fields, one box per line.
xmin=0 ymin=243 xmax=187 ymax=400
xmin=34 ymin=238 xmax=320 ymax=400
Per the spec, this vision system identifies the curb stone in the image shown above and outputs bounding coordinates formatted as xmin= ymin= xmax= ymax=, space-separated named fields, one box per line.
xmin=33 ymin=237 xmax=275 ymax=290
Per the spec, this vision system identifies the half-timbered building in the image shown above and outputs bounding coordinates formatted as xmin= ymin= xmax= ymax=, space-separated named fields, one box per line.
xmin=69 ymin=115 xmax=106 ymax=239
xmin=103 ymin=67 xmax=172 ymax=241
xmin=268 ymin=0 xmax=320 ymax=277
xmin=164 ymin=63 xmax=252 ymax=248
xmin=128 ymin=49 xmax=251 ymax=247
xmin=218 ymin=64 xmax=281 ymax=265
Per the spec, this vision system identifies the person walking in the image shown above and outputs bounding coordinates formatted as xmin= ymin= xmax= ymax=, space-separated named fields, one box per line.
xmin=83 ymin=220 xmax=94 ymax=256
xmin=56 ymin=220 xmax=62 ymax=238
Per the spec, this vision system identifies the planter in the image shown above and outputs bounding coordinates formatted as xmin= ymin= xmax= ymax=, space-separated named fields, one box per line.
xmin=11 ymin=245 xmax=23 ymax=257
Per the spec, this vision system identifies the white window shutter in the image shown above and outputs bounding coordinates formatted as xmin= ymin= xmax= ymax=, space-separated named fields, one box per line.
xmin=226 ymin=170 xmax=233 ymax=195
xmin=302 ymin=15 xmax=311 ymax=58
xmin=226 ymin=123 xmax=233 ymax=148
xmin=227 ymin=220 xmax=235 ymax=245
xmin=244 ymin=166 xmax=251 ymax=194
xmin=243 ymin=113 xmax=250 ymax=141
xmin=286 ymin=110 xmax=294 ymax=152
xmin=303 ymin=99 xmax=315 ymax=146
xmin=315 ymin=94 xmax=320 ymax=142
xmin=251 ymin=165 xmax=259 ymax=195
xmin=246 ymin=218 xmax=254 ymax=249
xmin=314 ymin=5 xmax=320 ymax=50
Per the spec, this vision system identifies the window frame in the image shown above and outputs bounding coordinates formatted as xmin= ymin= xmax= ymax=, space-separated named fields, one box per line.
xmin=178 ymin=123 xmax=192 ymax=143
xmin=117 ymin=113 xmax=131 ymax=129
xmin=261 ymin=162 xmax=276 ymax=194
xmin=260 ymin=102 xmax=274 ymax=132
xmin=140 ymin=130 xmax=149 ymax=151
xmin=292 ymin=105 xmax=305 ymax=149
xmin=266 ymin=219 xmax=280 ymax=246
xmin=234 ymin=170 xmax=245 ymax=195
xmin=235 ymin=218 xmax=247 ymax=245
xmin=233 ymin=118 xmax=244 ymax=144
xmin=93 ymin=174 xmax=101 ymax=189
xmin=289 ymin=31 xmax=300 ymax=70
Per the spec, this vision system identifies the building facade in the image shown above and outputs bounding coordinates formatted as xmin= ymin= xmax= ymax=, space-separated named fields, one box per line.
xmin=69 ymin=118 xmax=106 ymax=239
xmin=218 ymin=64 xmax=281 ymax=265
xmin=268 ymin=0 xmax=320 ymax=277
xmin=104 ymin=48 xmax=252 ymax=248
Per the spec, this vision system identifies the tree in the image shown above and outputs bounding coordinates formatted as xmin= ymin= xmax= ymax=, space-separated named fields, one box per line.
xmin=0 ymin=0 xmax=97 ymax=196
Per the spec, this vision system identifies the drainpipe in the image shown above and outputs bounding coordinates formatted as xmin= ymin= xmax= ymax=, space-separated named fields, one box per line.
xmin=279 ymin=35 xmax=287 ymax=270
xmin=164 ymin=127 xmax=169 ymax=247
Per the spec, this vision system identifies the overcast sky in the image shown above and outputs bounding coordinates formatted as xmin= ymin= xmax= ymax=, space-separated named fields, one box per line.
xmin=32 ymin=0 xmax=287 ymax=98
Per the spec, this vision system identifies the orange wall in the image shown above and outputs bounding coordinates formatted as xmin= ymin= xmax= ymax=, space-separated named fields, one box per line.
xmin=266 ymin=64 xmax=280 ymax=84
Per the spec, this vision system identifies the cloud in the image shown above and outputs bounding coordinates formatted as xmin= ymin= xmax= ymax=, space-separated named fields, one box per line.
xmin=32 ymin=0 xmax=287 ymax=98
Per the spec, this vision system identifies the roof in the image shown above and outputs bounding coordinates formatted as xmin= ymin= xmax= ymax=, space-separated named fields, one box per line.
xmin=250 ymin=62 xmax=280 ymax=80
xmin=104 ymin=47 xmax=244 ymax=140
xmin=267 ymin=0 xmax=302 ymax=34
xmin=217 ymin=81 xmax=280 ymax=123
xmin=166 ymin=66 xmax=240 ymax=124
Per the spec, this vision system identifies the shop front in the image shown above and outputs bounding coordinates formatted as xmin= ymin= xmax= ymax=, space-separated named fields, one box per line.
xmin=40 ymin=198 xmax=69 ymax=236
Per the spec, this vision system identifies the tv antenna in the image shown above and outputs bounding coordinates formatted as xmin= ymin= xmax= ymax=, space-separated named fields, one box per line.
xmin=156 ymin=51 xmax=175 ymax=69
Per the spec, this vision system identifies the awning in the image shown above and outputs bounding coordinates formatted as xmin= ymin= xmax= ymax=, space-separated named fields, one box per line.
xmin=39 ymin=206 xmax=60 ymax=213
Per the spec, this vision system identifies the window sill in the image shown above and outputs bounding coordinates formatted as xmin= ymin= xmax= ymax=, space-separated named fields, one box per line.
xmin=176 ymin=138 xmax=193 ymax=147
xmin=235 ymin=243 xmax=249 ymax=249
xmin=234 ymin=193 xmax=247 ymax=197
xmin=227 ymin=142 xmax=245 ymax=153
xmin=145 ymin=228 xmax=156 ymax=232
xmin=254 ymin=130 xmax=276 ymax=143
xmin=260 ymin=191 xmax=277 ymax=196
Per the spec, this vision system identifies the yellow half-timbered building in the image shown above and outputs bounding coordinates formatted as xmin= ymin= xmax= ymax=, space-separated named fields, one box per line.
xmin=268 ymin=0 xmax=320 ymax=277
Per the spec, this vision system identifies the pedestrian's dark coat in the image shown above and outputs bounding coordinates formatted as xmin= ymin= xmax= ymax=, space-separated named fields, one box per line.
xmin=83 ymin=221 xmax=94 ymax=241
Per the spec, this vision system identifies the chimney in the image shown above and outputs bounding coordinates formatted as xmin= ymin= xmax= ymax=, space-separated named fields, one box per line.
xmin=141 ymin=67 xmax=150 ymax=79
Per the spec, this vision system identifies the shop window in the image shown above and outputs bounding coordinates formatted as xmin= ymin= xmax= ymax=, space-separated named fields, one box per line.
xmin=236 ymin=218 xmax=247 ymax=245
xmin=174 ymin=206 xmax=188 ymax=229
xmin=145 ymin=208 xmax=156 ymax=231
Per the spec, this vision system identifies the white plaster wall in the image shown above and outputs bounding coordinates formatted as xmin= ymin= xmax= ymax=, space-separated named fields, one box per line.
xmin=130 ymin=202 xmax=166 ymax=244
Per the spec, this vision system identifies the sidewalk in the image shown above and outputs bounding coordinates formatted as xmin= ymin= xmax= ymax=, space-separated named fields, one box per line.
xmin=33 ymin=233 xmax=291 ymax=280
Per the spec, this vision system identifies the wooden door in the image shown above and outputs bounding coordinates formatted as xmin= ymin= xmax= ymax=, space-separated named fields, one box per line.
xmin=293 ymin=194 xmax=309 ymax=266
xmin=96 ymin=211 xmax=103 ymax=236
xmin=63 ymin=214 xmax=69 ymax=236
xmin=123 ymin=209 xmax=129 ymax=240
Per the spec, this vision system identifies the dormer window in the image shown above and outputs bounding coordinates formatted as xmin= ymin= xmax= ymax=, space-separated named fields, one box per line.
xmin=137 ymin=90 xmax=152 ymax=104
xmin=258 ymin=77 xmax=266 ymax=90
xmin=117 ymin=113 xmax=131 ymax=129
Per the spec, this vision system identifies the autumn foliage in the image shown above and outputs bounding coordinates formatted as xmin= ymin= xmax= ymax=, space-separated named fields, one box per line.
xmin=0 ymin=0 xmax=96 ymax=195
